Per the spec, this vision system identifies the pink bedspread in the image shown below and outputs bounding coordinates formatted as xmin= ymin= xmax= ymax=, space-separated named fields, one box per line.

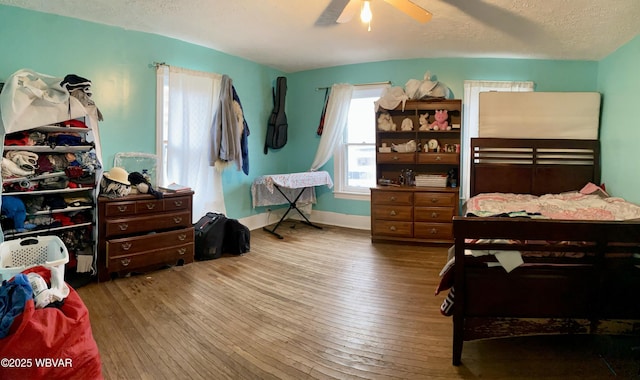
xmin=466 ymin=192 xmax=640 ymax=221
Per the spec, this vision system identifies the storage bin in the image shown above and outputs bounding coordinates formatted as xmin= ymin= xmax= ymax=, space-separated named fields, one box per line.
xmin=0 ymin=236 xmax=69 ymax=281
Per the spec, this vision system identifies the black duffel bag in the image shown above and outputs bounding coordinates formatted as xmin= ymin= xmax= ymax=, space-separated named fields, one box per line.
xmin=222 ymin=218 xmax=250 ymax=255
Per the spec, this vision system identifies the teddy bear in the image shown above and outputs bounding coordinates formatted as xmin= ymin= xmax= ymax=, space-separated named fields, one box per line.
xmin=430 ymin=109 xmax=450 ymax=131
xmin=377 ymin=112 xmax=396 ymax=131
xmin=418 ymin=113 xmax=430 ymax=131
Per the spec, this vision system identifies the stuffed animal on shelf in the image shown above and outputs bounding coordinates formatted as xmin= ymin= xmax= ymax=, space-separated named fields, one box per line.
xmin=400 ymin=117 xmax=413 ymax=131
xmin=430 ymin=110 xmax=450 ymax=131
xmin=418 ymin=113 xmax=430 ymax=131
xmin=377 ymin=112 xmax=396 ymax=131
xmin=128 ymin=171 xmax=163 ymax=199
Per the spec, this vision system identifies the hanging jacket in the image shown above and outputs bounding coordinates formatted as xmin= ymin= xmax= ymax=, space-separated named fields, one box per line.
xmin=232 ymin=85 xmax=250 ymax=175
xmin=210 ymin=75 xmax=242 ymax=171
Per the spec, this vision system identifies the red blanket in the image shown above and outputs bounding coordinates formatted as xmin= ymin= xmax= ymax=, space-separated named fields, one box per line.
xmin=0 ymin=266 xmax=102 ymax=380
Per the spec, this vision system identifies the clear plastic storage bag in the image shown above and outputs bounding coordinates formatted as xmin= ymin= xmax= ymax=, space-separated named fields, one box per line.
xmin=113 ymin=152 xmax=158 ymax=188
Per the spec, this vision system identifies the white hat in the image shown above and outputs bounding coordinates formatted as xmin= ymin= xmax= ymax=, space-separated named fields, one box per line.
xmin=103 ymin=166 xmax=130 ymax=185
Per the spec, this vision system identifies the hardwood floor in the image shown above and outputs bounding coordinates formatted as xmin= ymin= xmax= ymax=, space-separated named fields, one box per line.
xmin=78 ymin=223 xmax=640 ymax=379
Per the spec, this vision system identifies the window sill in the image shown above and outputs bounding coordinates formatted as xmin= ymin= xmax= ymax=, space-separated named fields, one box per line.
xmin=333 ymin=190 xmax=371 ymax=201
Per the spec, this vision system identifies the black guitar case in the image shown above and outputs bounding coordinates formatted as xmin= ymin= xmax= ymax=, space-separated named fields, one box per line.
xmin=264 ymin=76 xmax=288 ymax=154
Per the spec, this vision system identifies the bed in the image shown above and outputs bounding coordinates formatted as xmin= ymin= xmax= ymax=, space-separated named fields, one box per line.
xmin=443 ymin=137 xmax=640 ymax=366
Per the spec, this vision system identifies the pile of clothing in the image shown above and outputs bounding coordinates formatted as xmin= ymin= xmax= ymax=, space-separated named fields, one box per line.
xmin=1 ymin=123 xmax=101 ymax=193
xmin=1 ymin=194 xmax=92 ymax=234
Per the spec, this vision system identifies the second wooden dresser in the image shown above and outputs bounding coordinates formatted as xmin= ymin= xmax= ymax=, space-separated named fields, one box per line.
xmin=97 ymin=191 xmax=195 ymax=281
xmin=371 ymin=187 xmax=458 ymax=244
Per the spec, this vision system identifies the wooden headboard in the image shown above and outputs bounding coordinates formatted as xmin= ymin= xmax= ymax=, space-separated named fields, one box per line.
xmin=470 ymin=138 xmax=600 ymax=197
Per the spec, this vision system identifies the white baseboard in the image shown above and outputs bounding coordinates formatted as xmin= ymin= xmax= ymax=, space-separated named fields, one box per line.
xmin=239 ymin=209 xmax=370 ymax=231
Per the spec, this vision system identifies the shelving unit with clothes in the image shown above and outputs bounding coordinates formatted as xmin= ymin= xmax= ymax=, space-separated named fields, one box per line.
xmin=0 ymin=69 xmax=104 ymax=285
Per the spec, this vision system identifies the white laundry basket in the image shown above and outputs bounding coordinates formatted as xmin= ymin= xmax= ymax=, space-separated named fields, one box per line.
xmin=0 ymin=236 xmax=69 ymax=282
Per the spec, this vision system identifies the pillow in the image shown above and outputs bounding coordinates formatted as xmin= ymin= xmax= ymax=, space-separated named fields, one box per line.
xmin=580 ymin=182 xmax=609 ymax=198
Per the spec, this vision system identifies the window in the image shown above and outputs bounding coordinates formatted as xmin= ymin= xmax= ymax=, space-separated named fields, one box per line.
xmin=334 ymin=84 xmax=388 ymax=199
xmin=461 ymin=80 xmax=534 ymax=201
xmin=155 ymin=65 xmax=225 ymax=221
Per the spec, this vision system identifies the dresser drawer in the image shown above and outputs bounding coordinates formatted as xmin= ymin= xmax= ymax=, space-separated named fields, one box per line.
xmin=164 ymin=195 xmax=191 ymax=211
xmin=414 ymin=207 xmax=454 ymax=222
xmin=372 ymin=220 xmax=413 ymax=237
xmin=417 ymin=153 xmax=459 ymax=165
xmin=104 ymin=210 xmax=191 ymax=237
xmin=372 ymin=205 xmax=412 ymax=221
xmin=414 ymin=192 xmax=457 ymax=207
xmin=106 ymin=227 xmax=194 ymax=256
xmin=104 ymin=201 xmax=137 ymax=217
xmin=136 ymin=198 xmax=165 ymax=214
xmin=414 ymin=222 xmax=453 ymax=240
xmin=107 ymin=242 xmax=194 ymax=272
xmin=377 ymin=152 xmax=415 ymax=164
xmin=371 ymin=190 xmax=413 ymax=205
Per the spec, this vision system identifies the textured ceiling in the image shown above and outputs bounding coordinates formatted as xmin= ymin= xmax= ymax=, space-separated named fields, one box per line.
xmin=2 ymin=0 xmax=640 ymax=73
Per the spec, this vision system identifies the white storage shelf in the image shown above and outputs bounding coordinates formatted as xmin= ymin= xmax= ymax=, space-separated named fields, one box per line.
xmin=2 ymin=119 xmax=99 ymax=279
xmin=2 ymin=187 xmax=94 ymax=196
xmin=4 ymin=145 xmax=94 ymax=153
xmin=3 ymin=222 xmax=93 ymax=240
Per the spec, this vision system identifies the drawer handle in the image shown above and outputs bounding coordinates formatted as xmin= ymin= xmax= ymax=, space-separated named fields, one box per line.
xmin=121 ymin=242 xmax=132 ymax=251
xmin=178 ymin=234 xmax=187 ymax=241
xmin=121 ymin=258 xmax=131 ymax=267
xmin=431 ymin=212 xmax=439 ymax=218
xmin=390 ymin=196 xmax=396 ymax=201
xmin=431 ymin=198 xmax=439 ymax=203
xmin=389 ymin=225 xmax=397 ymax=232
xmin=118 ymin=223 xmax=129 ymax=231
xmin=392 ymin=155 xmax=399 ymax=161
xmin=389 ymin=210 xmax=397 ymax=216
xmin=118 ymin=205 xmax=127 ymax=212
xmin=173 ymin=217 xmax=182 ymax=224
xmin=177 ymin=248 xmax=186 ymax=255
xmin=436 ymin=156 xmax=442 ymax=161
xmin=146 ymin=203 xmax=156 ymax=210
xmin=174 ymin=200 xmax=183 ymax=206
xmin=430 ymin=228 xmax=438 ymax=234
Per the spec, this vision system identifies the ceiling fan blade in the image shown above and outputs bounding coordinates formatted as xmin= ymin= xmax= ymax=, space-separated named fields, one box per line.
xmin=383 ymin=0 xmax=432 ymax=23
xmin=336 ymin=0 xmax=361 ymax=23
xmin=316 ymin=0 xmax=353 ymax=26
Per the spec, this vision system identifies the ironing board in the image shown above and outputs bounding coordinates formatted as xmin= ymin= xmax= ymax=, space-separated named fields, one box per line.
xmin=251 ymin=171 xmax=333 ymax=239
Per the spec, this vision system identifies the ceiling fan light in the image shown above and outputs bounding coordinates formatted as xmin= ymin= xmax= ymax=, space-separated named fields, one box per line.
xmin=360 ymin=1 xmax=372 ymax=23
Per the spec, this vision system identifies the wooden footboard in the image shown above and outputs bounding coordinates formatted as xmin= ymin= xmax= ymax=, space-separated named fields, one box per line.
xmin=451 ymin=217 xmax=640 ymax=366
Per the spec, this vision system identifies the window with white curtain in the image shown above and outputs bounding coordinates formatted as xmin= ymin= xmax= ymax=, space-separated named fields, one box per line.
xmin=156 ymin=65 xmax=225 ymax=221
xmin=461 ymin=80 xmax=534 ymax=201
xmin=333 ymin=84 xmax=388 ymax=200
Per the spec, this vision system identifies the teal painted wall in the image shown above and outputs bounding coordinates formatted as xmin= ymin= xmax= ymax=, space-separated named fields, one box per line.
xmin=288 ymin=59 xmax=598 ymax=215
xmin=597 ymin=34 xmax=640 ymax=203
xmin=0 ymin=5 xmax=285 ymax=219
xmin=1 ymin=5 xmax=636 ymax=220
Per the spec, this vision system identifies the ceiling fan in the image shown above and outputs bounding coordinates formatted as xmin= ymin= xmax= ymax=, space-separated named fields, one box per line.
xmin=316 ymin=0 xmax=432 ymax=29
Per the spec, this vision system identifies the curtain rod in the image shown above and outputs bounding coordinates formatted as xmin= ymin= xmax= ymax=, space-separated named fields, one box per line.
xmin=315 ymin=81 xmax=391 ymax=91
xmin=152 ymin=61 xmax=168 ymax=68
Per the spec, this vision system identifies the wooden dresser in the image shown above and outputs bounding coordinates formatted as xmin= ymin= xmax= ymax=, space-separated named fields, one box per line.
xmin=372 ymin=99 xmax=462 ymax=245
xmin=371 ymin=187 xmax=458 ymax=244
xmin=97 ymin=191 xmax=194 ymax=281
